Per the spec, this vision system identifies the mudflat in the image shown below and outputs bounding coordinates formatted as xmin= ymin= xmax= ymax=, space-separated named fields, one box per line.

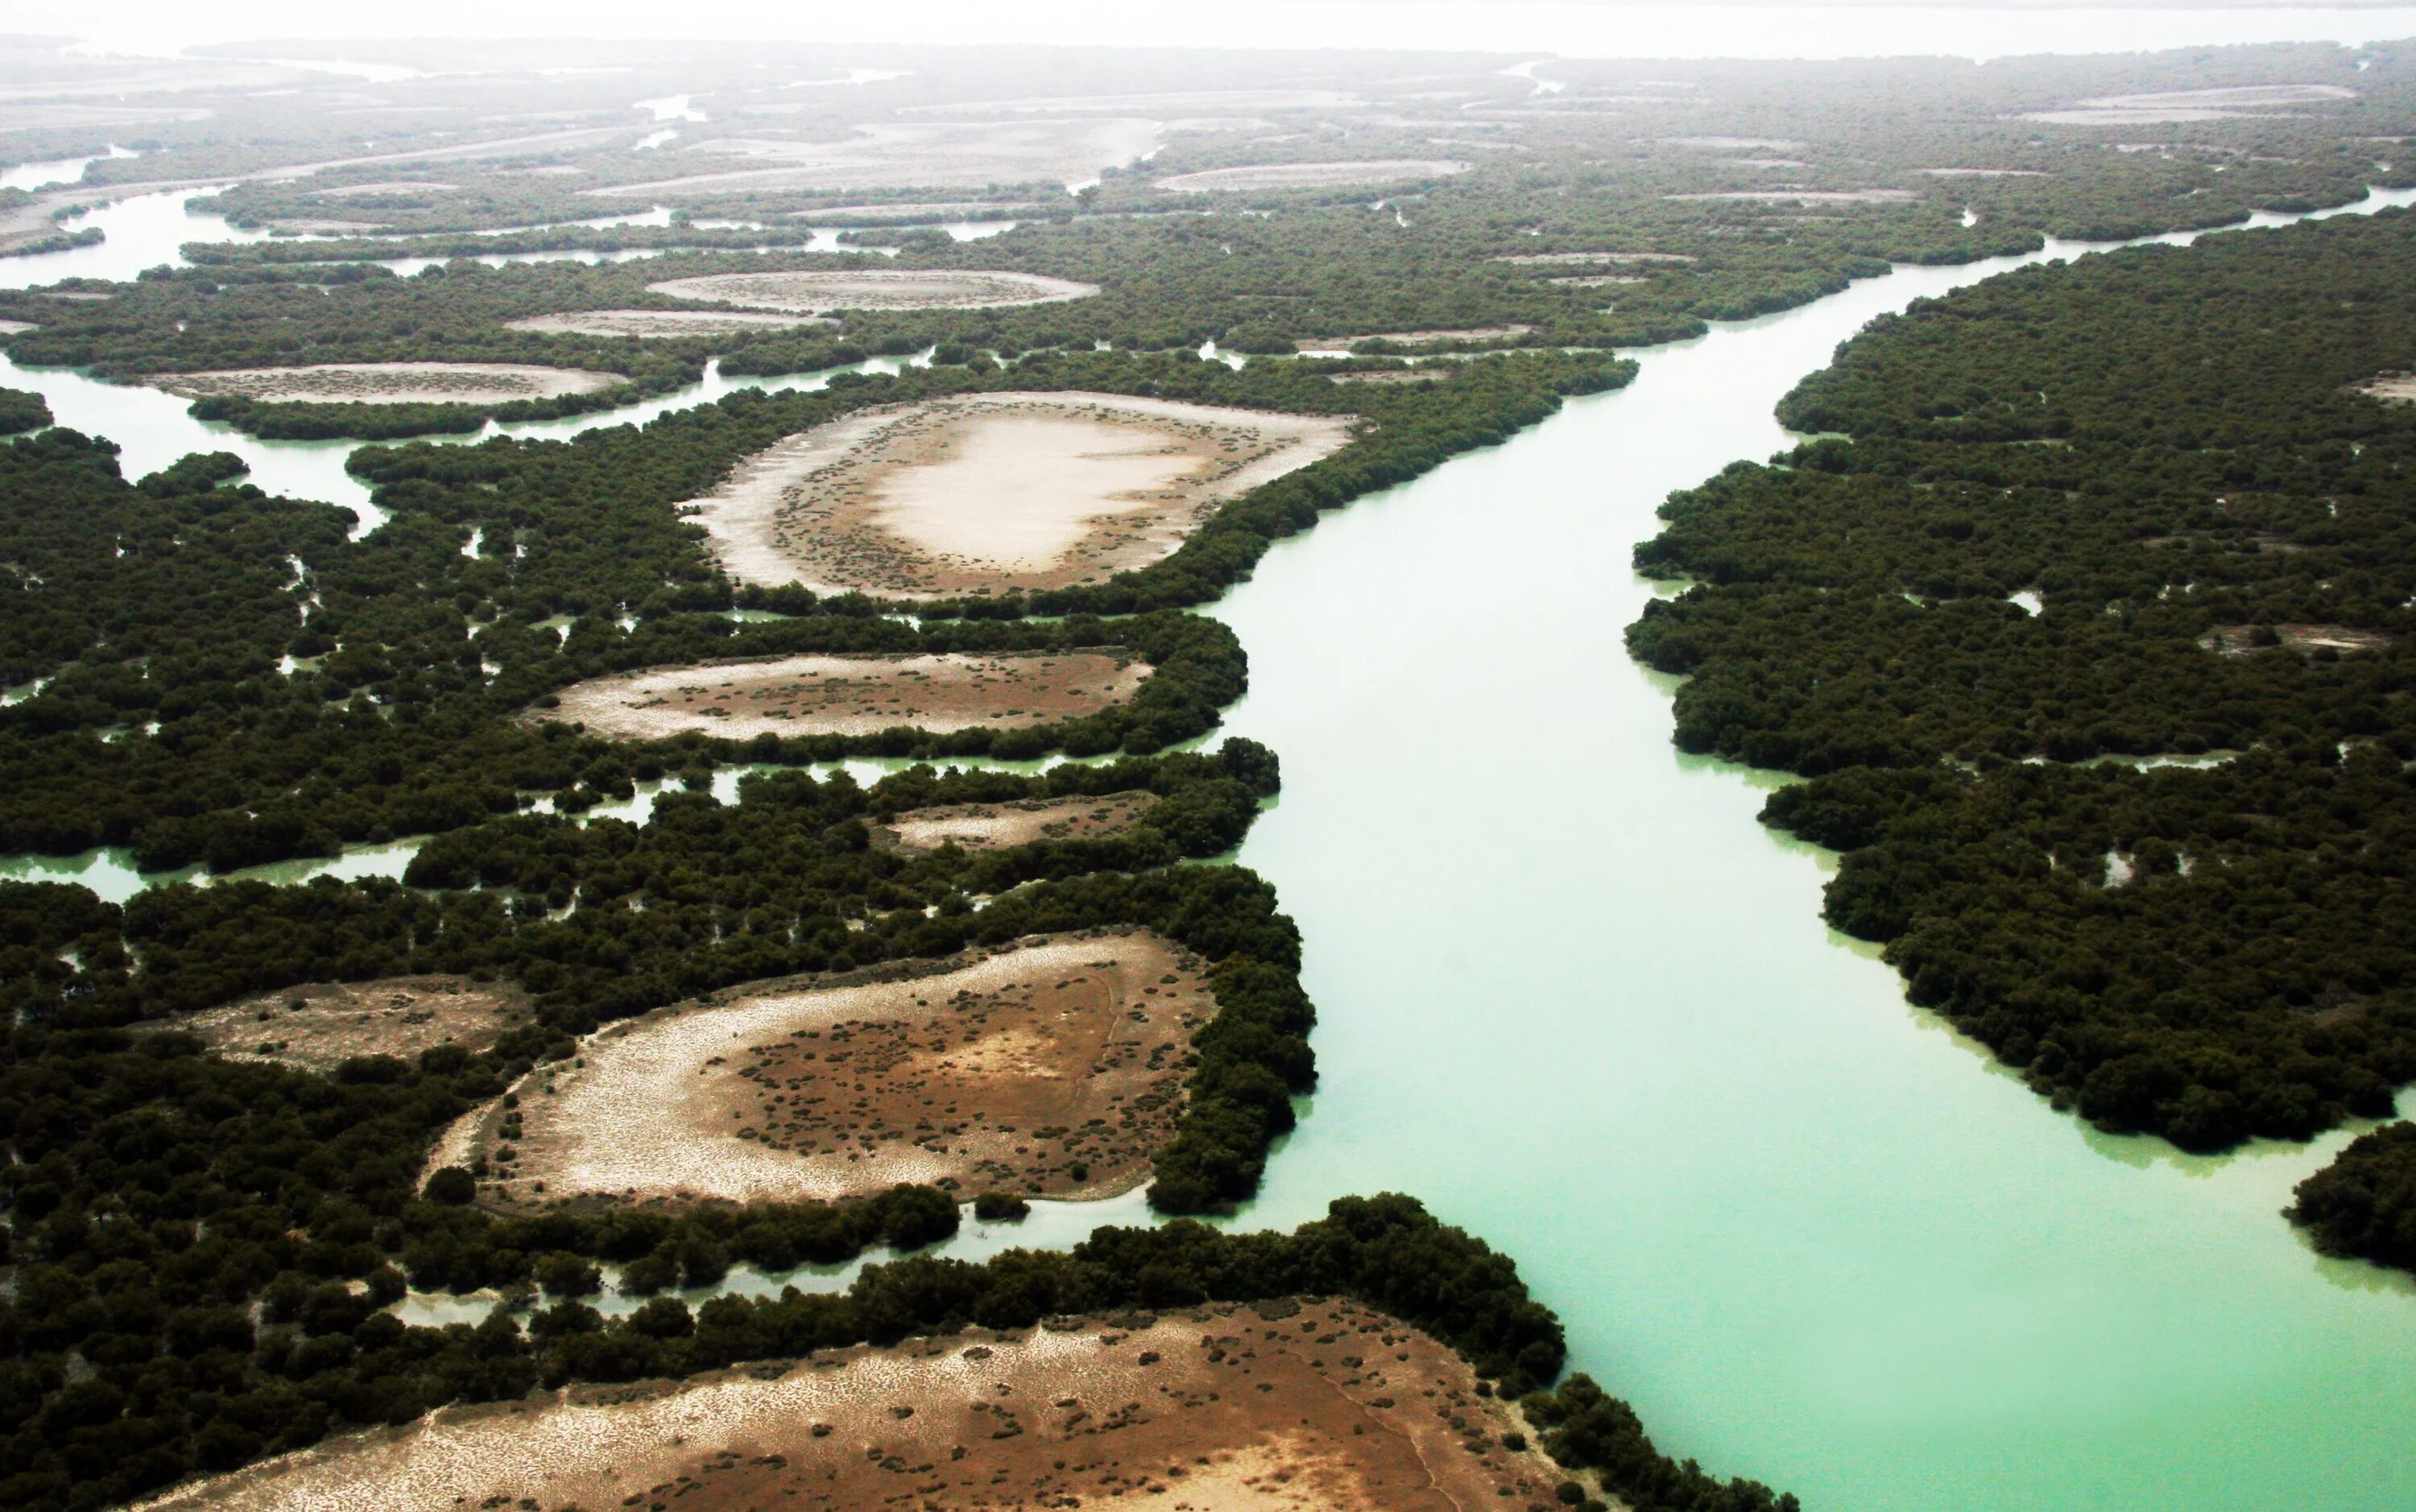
xmin=648 ymin=268 xmax=1095 ymax=312
xmin=180 ymin=976 xmax=530 ymax=1073
xmin=536 ymin=649 xmax=1149 ymax=740
xmin=132 ymin=1298 xmax=1566 ymax=1512
xmin=454 ymin=929 xmax=1209 ymax=1206
xmin=151 ymin=362 xmax=622 ymax=403
xmin=1156 ymin=159 xmax=1469 ymax=192
xmin=871 ymin=791 xmax=1160 ymax=853
xmin=685 ymin=392 xmax=1351 ymax=598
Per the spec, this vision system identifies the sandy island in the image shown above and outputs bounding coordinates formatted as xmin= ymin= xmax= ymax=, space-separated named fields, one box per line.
xmin=684 ymin=391 xmax=1351 ymax=598
xmin=450 ymin=930 xmax=1208 ymax=1207
xmin=871 ymin=790 xmax=1160 ymax=853
xmin=133 ymin=1297 xmax=1567 ymax=1512
xmin=151 ymin=362 xmax=623 ymax=404
xmin=1156 ymin=159 xmax=1469 ymax=192
xmin=536 ymin=648 xmax=1149 ymax=741
xmin=648 ymin=267 xmax=1096 ymax=312
xmin=180 ymin=976 xmax=531 ymax=1074
xmin=506 ymin=309 xmax=837 ymax=337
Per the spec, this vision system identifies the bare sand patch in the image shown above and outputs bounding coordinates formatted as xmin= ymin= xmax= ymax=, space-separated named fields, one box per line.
xmin=2199 ymin=623 xmax=2399 ymax=655
xmin=506 ymin=309 xmax=835 ymax=337
xmin=1352 ymin=325 xmax=1533 ymax=345
xmin=2020 ymin=87 xmax=2353 ymax=126
xmin=538 ymin=649 xmax=1150 ymax=741
xmin=0 ymin=319 xmax=35 ymax=334
xmin=460 ymin=930 xmax=1206 ymax=1206
xmin=1547 ymin=274 xmax=1644 ymax=287
xmin=2360 ymin=374 xmax=2416 ymax=404
xmin=1329 ymin=369 xmax=1451 ymax=386
xmin=1156 ymin=159 xmax=1470 ymax=192
xmin=1920 ymin=167 xmax=2049 ymax=177
xmin=685 ymin=391 xmax=1351 ymax=597
xmin=152 ymin=362 xmax=622 ymax=404
xmin=318 ymin=180 xmax=456 ymax=196
xmin=648 ymin=267 xmax=1095 ymax=313
xmin=871 ymin=790 xmax=1160 ymax=853
xmin=268 ymin=217 xmax=388 ymax=234
xmin=180 ymin=976 xmax=530 ymax=1074
xmin=594 ymin=119 xmax=1160 ymax=197
xmin=1656 ymin=135 xmax=1804 ymax=150
xmin=134 ymin=1298 xmax=1563 ymax=1512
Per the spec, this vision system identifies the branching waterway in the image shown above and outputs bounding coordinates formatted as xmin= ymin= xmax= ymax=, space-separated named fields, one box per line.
xmin=10 ymin=154 xmax=2416 ymax=1512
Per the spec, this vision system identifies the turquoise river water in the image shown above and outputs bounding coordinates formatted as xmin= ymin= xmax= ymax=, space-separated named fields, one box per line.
xmin=6 ymin=115 xmax=2416 ymax=1512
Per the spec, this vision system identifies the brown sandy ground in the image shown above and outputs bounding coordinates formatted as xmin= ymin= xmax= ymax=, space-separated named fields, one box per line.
xmin=536 ymin=649 xmax=1149 ymax=742
xmin=1351 ymin=325 xmax=1533 ymax=345
xmin=593 ymin=119 xmax=1160 ymax=199
xmin=180 ymin=975 xmax=531 ymax=1075
xmin=790 ymin=201 xmax=1049 ymax=222
xmin=2199 ymin=623 xmax=2399 ymax=655
xmin=1328 ymin=370 xmax=1450 ymax=386
xmin=2360 ymin=374 xmax=2416 ymax=403
xmin=871 ymin=791 xmax=1160 ymax=854
xmin=453 ymin=929 xmax=1208 ymax=1208
xmin=0 ymin=318 xmax=35 ymax=334
xmin=267 ymin=218 xmax=389 ymax=234
xmin=684 ymin=392 xmax=1351 ymax=598
xmin=2026 ymin=83 xmax=2355 ymax=125
xmin=319 ymin=180 xmax=457 ymax=196
xmin=1545 ymin=275 xmax=1644 ymax=287
xmin=1156 ymin=160 xmax=1469 ymax=193
xmin=151 ymin=362 xmax=622 ymax=404
xmin=134 ymin=1298 xmax=1570 ymax=1512
xmin=506 ymin=310 xmax=836 ymax=338
xmin=648 ymin=269 xmax=1096 ymax=313
xmin=1665 ymin=189 xmax=1921 ymax=204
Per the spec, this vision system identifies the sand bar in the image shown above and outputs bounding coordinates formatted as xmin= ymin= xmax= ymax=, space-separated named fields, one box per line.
xmin=507 ymin=309 xmax=836 ymax=337
xmin=539 ymin=649 xmax=1149 ymax=741
xmin=1156 ymin=159 xmax=1469 ymax=192
xmin=1492 ymin=250 xmax=1694 ymax=264
xmin=457 ymin=930 xmax=1206 ymax=1206
xmin=134 ymin=1298 xmax=1564 ymax=1512
xmin=686 ymin=391 xmax=1351 ymax=598
xmin=180 ymin=976 xmax=530 ymax=1074
xmin=648 ymin=267 xmax=1095 ymax=312
xmin=152 ymin=362 xmax=622 ymax=404
xmin=871 ymin=790 xmax=1160 ymax=853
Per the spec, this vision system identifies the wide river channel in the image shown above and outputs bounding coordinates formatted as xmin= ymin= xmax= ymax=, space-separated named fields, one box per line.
xmin=8 ymin=87 xmax=2416 ymax=1512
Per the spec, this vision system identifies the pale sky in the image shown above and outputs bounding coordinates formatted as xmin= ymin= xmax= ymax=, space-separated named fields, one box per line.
xmin=7 ymin=2 xmax=2416 ymax=63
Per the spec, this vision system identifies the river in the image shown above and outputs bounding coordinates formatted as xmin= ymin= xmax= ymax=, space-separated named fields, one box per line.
xmin=8 ymin=104 xmax=2416 ymax=1512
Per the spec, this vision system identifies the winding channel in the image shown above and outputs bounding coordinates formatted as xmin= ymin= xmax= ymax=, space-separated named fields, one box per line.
xmin=6 ymin=170 xmax=2416 ymax=1511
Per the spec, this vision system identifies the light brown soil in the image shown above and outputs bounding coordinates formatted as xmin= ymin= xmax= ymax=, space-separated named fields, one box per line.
xmin=1546 ymin=274 xmax=1644 ymax=287
xmin=318 ymin=180 xmax=457 ymax=196
xmin=152 ymin=362 xmax=622 ymax=404
xmin=1156 ymin=160 xmax=1471 ymax=192
xmin=1351 ymin=325 xmax=1533 ymax=346
xmin=1919 ymin=167 xmax=2049 ymax=177
xmin=536 ymin=648 xmax=1149 ymax=742
xmin=1329 ymin=370 xmax=1451 ymax=386
xmin=2360 ymin=374 xmax=2416 ymax=403
xmin=648 ymin=268 xmax=1096 ymax=312
xmin=506 ymin=309 xmax=835 ymax=337
xmin=0 ymin=318 xmax=35 ymax=334
xmin=871 ymin=791 xmax=1160 ymax=853
xmin=134 ymin=1297 xmax=1568 ymax=1512
xmin=594 ymin=119 xmax=1160 ymax=197
xmin=2030 ymin=85 xmax=2356 ymax=127
xmin=1657 ymin=135 xmax=1805 ymax=150
xmin=457 ymin=929 xmax=1209 ymax=1207
xmin=2199 ymin=623 xmax=2399 ymax=655
xmin=685 ymin=392 xmax=1351 ymax=598
xmin=268 ymin=218 xmax=389 ymax=234
xmin=180 ymin=976 xmax=531 ymax=1074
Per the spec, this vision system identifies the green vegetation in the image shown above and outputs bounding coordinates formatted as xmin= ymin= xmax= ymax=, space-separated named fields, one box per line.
xmin=1629 ymin=208 xmax=2416 ymax=1174
xmin=0 ymin=387 xmax=49 ymax=435
xmin=2288 ymin=1122 xmax=2416 ymax=1272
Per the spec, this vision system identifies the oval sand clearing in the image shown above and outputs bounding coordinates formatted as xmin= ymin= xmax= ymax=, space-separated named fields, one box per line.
xmin=151 ymin=362 xmax=623 ymax=403
xmin=647 ymin=268 xmax=1096 ymax=312
xmin=449 ymin=930 xmax=1208 ymax=1207
xmin=134 ymin=1299 xmax=1565 ymax=1512
xmin=536 ymin=648 xmax=1148 ymax=741
xmin=686 ymin=391 xmax=1353 ymax=598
